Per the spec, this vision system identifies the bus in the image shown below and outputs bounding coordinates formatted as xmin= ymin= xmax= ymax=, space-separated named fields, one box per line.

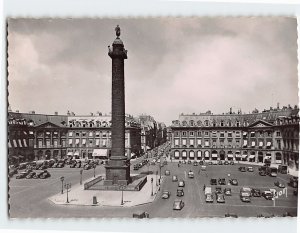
xmin=267 ymin=166 xmax=278 ymax=177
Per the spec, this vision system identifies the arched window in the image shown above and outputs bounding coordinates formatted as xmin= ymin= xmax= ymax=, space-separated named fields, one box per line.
xmin=182 ymin=121 xmax=187 ymax=126
xmin=220 ymin=120 xmax=224 ymax=127
xmin=197 ymin=120 xmax=202 ymax=126
xmin=189 ymin=120 xmax=194 ymax=126
xmin=204 ymin=120 xmax=209 ymax=127
xmin=212 ymin=121 xmax=216 ymax=127
xmin=228 ymin=120 xmax=232 ymax=127
xmin=236 ymin=121 xmax=240 ymax=127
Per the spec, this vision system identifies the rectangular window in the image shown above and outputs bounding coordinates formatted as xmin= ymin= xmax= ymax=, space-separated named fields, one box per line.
xmin=204 ymin=140 xmax=209 ymax=147
xmin=182 ymin=139 xmax=187 ymax=146
xmin=38 ymin=139 xmax=43 ymax=148
xmin=174 ymin=131 xmax=179 ymax=137
xmin=204 ymin=131 xmax=209 ymax=136
xmin=75 ymin=138 xmax=80 ymax=145
xmin=68 ymin=139 xmax=73 ymax=146
xmin=75 ymin=132 xmax=80 ymax=137
xmin=236 ymin=139 xmax=240 ymax=144
xmin=46 ymin=139 xmax=50 ymax=147
xmin=197 ymin=131 xmax=201 ymax=137
xmin=61 ymin=139 xmax=66 ymax=147
xmin=95 ymin=131 xmax=100 ymax=137
xmin=220 ymin=133 xmax=225 ymax=138
xmin=212 ymin=131 xmax=217 ymax=137
xmin=182 ymin=131 xmax=187 ymax=137
xmin=89 ymin=139 xmax=93 ymax=147
xmin=29 ymin=139 xmax=34 ymax=147
xmin=197 ymin=139 xmax=201 ymax=146
xmin=228 ymin=132 xmax=232 ymax=138
xmin=276 ymin=131 xmax=281 ymax=137
xmin=277 ymin=140 xmax=281 ymax=149
xmin=190 ymin=139 xmax=194 ymax=146
xmin=102 ymin=139 xmax=107 ymax=147
xmin=53 ymin=139 xmax=58 ymax=147
xmin=82 ymin=139 xmax=86 ymax=145
xmin=228 ymin=139 xmax=232 ymax=143
xmin=96 ymin=139 xmax=100 ymax=147
xmin=174 ymin=139 xmax=179 ymax=146
xmin=82 ymin=132 xmax=86 ymax=137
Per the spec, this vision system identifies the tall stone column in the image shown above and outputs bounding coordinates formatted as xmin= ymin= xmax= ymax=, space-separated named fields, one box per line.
xmin=104 ymin=25 xmax=130 ymax=185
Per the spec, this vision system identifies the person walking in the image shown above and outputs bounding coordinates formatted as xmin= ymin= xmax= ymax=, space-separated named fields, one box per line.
xmin=203 ymin=184 xmax=206 ymax=191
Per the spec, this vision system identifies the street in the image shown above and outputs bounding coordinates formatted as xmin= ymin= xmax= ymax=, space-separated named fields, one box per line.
xmin=9 ymin=157 xmax=298 ymax=218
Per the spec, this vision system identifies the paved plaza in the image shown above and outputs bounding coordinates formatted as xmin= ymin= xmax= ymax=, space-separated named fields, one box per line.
xmin=9 ymin=157 xmax=298 ymax=219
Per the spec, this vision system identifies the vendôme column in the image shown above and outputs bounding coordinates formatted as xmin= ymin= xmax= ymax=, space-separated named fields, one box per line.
xmin=104 ymin=25 xmax=131 ymax=185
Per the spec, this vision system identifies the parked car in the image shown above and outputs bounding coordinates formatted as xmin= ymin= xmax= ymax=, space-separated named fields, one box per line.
xmin=176 ymin=188 xmax=184 ymax=197
xmin=52 ymin=163 xmax=58 ymax=168
xmin=240 ymin=188 xmax=251 ymax=202
xmin=187 ymin=160 xmax=192 ymax=164
xmin=208 ymin=161 xmax=213 ymax=165
xmin=215 ymin=186 xmax=222 ymax=194
xmin=173 ymin=199 xmax=185 ymax=210
xmin=39 ymin=164 xmax=48 ymax=170
xmin=40 ymin=170 xmax=51 ymax=179
xmin=251 ymin=188 xmax=261 ymax=197
xmin=224 ymin=188 xmax=232 ymax=196
xmin=218 ymin=160 xmax=223 ymax=165
xmin=274 ymin=181 xmax=285 ymax=188
xmin=17 ymin=163 xmax=28 ymax=170
xmin=84 ymin=164 xmax=92 ymax=170
xmin=259 ymin=170 xmax=267 ymax=176
xmin=210 ymin=178 xmax=217 ymax=185
xmin=70 ymin=162 xmax=77 ymax=168
xmin=182 ymin=160 xmax=187 ymax=164
xmin=199 ymin=160 xmax=204 ymax=165
xmin=178 ymin=180 xmax=185 ymax=187
xmin=172 ymin=175 xmax=178 ymax=182
xmin=288 ymin=177 xmax=298 ymax=188
xmin=247 ymin=167 xmax=254 ymax=172
xmin=9 ymin=168 xmax=18 ymax=177
xmin=262 ymin=191 xmax=274 ymax=200
xmin=201 ymin=165 xmax=207 ymax=171
xmin=16 ymin=171 xmax=30 ymax=179
xmin=229 ymin=161 xmax=234 ymax=165
xmin=205 ymin=193 xmax=214 ymax=203
xmin=57 ymin=163 xmax=64 ymax=168
xmin=165 ymin=170 xmax=170 ymax=176
xmin=224 ymin=161 xmax=229 ymax=165
xmin=193 ymin=161 xmax=198 ymax=166
xmin=218 ymin=178 xmax=226 ymax=185
xmin=161 ymin=190 xmax=171 ymax=199
xmin=75 ymin=163 xmax=82 ymax=168
xmin=188 ymin=170 xmax=194 ymax=178
xmin=26 ymin=172 xmax=36 ymax=179
xmin=132 ymin=211 xmax=149 ymax=218
xmin=239 ymin=167 xmax=246 ymax=172
xmin=216 ymin=193 xmax=225 ymax=203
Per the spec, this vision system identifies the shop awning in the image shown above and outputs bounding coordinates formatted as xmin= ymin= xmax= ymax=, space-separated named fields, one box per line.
xmin=67 ymin=152 xmax=73 ymax=156
xmin=242 ymin=154 xmax=248 ymax=158
xmin=74 ymin=151 xmax=80 ymax=156
xmin=18 ymin=139 xmax=23 ymax=147
xmin=8 ymin=140 xmax=12 ymax=148
xmin=212 ymin=154 xmax=218 ymax=158
xmin=251 ymin=141 xmax=255 ymax=147
xmin=243 ymin=132 xmax=247 ymax=136
xmin=92 ymin=149 xmax=107 ymax=157
xmin=227 ymin=154 xmax=233 ymax=158
xmin=249 ymin=155 xmax=255 ymax=159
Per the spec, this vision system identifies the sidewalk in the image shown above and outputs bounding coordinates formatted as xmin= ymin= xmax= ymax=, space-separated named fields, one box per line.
xmin=49 ymin=174 xmax=162 ymax=207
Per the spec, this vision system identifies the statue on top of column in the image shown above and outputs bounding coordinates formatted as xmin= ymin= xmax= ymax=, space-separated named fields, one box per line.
xmin=115 ymin=25 xmax=121 ymax=38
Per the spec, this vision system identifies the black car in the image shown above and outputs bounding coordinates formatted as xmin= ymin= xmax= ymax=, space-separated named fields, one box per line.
xmin=193 ymin=161 xmax=198 ymax=166
xmin=239 ymin=167 xmax=246 ymax=172
xmin=132 ymin=212 xmax=149 ymax=219
xmin=288 ymin=177 xmax=298 ymax=188
xmin=208 ymin=161 xmax=213 ymax=165
xmin=199 ymin=160 xmax=204 ymax=165
xmin=26 ymin=172 xmax=36 ymax=179
xmin=40 ymin=170 xmax=51 ymax=179
xmin=224 ymin=161 xmax=229 ymax=165
xmin=251 ymin=188 xmax=261 ymax=197
xmin=215 ymin=186 xmax=222 ymax=194
xmin=16 ymin=171 xmax=29 ymax=179
xmin=218 ymin=160 xmax=223 ymax=165
xmin=210 ymin=178 xmax=217 ymax=185
xmin=229 ymin=161 xmax=234 ymax=165
xmin=229 ymin=179 xmax=238 ymax=186
xmin=218 ymin=178 xmax=226 ymax=185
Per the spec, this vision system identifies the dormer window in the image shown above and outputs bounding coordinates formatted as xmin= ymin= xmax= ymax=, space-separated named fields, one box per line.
xmin=220 ymin=121 xmax=224 ymax=127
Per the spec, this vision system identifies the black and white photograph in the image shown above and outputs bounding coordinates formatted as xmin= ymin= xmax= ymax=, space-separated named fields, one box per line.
xmin=7 ymin=17 xmax=299 ymax=220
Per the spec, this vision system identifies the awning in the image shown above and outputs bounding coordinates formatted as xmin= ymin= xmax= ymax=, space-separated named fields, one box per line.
xmin=29 ymin=131 xmax=34 ymax=135
xmin=227 ymin=154 xmax=233 ymax=158
xmin=249 ymin=155 xmax=255 ymax=159
xmin=8 ymin=140 xmax=12 ymax=148
xmin=18 ymin=139 xmax=23 ymax=147
xmin=23 ymin=139 xmax=27 ymax=147
xmin=92 ymin=149 xmax=108 ymax=157
xmin=13 ymin=139 xmax=17 ymax=147
xmin=82 ymin=139 xmax=86 ymax=145
xmin=266 ymin=142 xmax=271 ymax=147
xmin=74 ymin=151 xmax=80 ymax=156
xmin=243 ymin=132 xmax=247 ymax=136
xmin=67 ymin=152 xmax=73 ymax=156
xmin=212 ymin=154 xmax=218 ymax=158
xmin=242 ymin=154 xmax=248 ymax=158
xmin=259 ymin=141 xmax=263 ymax=147
xmin=251 ymin=141 xmax=255 ymax=147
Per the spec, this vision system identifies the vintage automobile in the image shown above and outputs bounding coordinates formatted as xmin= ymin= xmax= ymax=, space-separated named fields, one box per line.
xmin=172 ymin=175 xmax=178 ymax=182
xmin=9 ymin=168 xmax=18 ymax=177
xmin=188 ymin=170 xmax=194 ymax=179
xmin=224 ymin=161 xmax=229 ymax=165
xmin=262 ymin=191 xmax=274 ymax=200
xmin=26 ymin=172 xmax=36 ymax=179
xmin=216 ymin=193 xmax=225 ymax=203
xmin=288 ymin=177 xmax=298 ymax=188
xmin=173 ymin=199 xmax=185 ymax=210
xmin=210 ymin=178 xmax=217 ymax=185
xmin=218 ymin=178 xmax=226 ymax=185
xmin=161 ymin=190 xmax=171 ymax=199
xmin=132 ymin=211 xmax=149 ymax=218
xmin=16 ymin=171 xmax=31 ymax=179
xmin=199 ymin=160 xmax=204 ymax=165
xmin=274 ymin=181 xmax=285 ymax=188
xmin=165 ymin=170 xmax=170 ymax=176
xmin=215 ymin=186 xmax=222 ymax=194
xmin=218 ymin=160 xmax=223 ymax=165
xmin=205 ymin=193 xmax=214 ymax=203
xmin=178 ymin=180 xmax=185 ymax=187
xmin=39 ymin=170 xmax=51 ymax=179
xmin=193 ymin=161 xmax=198 ymax=166
xmin=176 ymin=188 xmax=184 ymax=197
xmin=247 ymin=167 xmax=254 ymax=172
xmin=83 ymin=164 xmax=92 ymax=170
xmin=239 ymin=167 xmax=246 ymax=172
xmin=251 ymin=188 xmax=261 ymax=197
xmin=229 ymin=161 xmax=235 ymax=165
xmin=229 ymin=178 xmax=238 ymax=186
xmin=224 ymin=188 xmax=232 ymax=196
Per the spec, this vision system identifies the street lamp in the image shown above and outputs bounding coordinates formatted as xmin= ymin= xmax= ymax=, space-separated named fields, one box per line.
xmin=80 ymin=169 xmax=83 ymax=185
xmin=120 ymin=185 xmax=126 ymax=205
xmin=151 ymin=178 xmax=153 ymax=196
xmin=60 ymin=176 xmax=64 ymax=194
xmin=93 ymin=164 xmax=96 ymax=178
xmin=64 ymin=182 xmax=71 ymax=203
xmin=156 ymin=171 xmax=158 ymax=186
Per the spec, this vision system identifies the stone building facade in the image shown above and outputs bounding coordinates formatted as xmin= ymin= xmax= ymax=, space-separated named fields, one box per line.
xmin=170 ymin=105 xmax=299 ymax=173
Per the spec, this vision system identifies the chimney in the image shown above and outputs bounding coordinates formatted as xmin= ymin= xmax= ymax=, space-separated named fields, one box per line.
xmin=30 ymin=111 xmax=35 ymax=114
xmin=67 ymin=110 xmax=71 ymax=116
xmin=54 ymin=111 xmax=58 ymax=115
xmin=90 ymin=112 xmax=94 ymax=116
xmin=277 ymin=102 xmax=280 ymax=109
xmin=16 ymin=110 xmax=19 ymax=113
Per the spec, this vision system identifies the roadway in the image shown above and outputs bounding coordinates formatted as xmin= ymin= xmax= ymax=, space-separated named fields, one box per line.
xmin=9 ymin=158 xmax=298 ymax=218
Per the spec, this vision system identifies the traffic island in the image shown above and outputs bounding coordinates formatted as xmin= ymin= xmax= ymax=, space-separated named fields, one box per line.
xmin=48 ymin=174 xmax=162 ymax=207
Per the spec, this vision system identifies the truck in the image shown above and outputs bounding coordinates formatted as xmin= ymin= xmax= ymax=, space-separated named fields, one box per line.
xmin=267 ymin=165 xmax=278 ymax=177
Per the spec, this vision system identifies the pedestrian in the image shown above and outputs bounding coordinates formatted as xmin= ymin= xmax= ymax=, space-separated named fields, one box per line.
xmin=203 ymin=184 xmax=206 ymax=191
xmin=198 ymin=169 xmax=200 ymax=174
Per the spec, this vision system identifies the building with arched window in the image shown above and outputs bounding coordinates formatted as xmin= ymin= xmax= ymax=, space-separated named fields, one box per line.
xmin=170 ymin=105 xmax=299 ymax=174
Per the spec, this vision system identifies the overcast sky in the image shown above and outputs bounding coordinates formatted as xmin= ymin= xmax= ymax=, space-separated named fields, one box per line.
xmin=8 ymin=17 xmax=298 ymax=125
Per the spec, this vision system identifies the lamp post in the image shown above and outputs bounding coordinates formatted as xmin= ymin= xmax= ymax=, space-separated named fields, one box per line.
xmin=120 ymin=185 xmax=125 ymax=205
xmin=64 ymin=182 xmax=71 ymax=203
xmin=156 ymin=171 xmax=158 ymax=186
xmin=93 ymin=164 xmax=96 ymax=178
xmin=80 ymin=169 xmax=83 ymax=185
xmin=151 ymin=178 xmax=153 ymax=196
xmin=60 ymin=176 xmax=64 ymax=194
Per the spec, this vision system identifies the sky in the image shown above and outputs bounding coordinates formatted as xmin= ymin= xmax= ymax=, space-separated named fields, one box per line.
xmin=7 ymin=17 xmax=299 ymax=125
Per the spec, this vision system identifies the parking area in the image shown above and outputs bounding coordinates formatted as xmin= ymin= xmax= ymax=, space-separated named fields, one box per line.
xmin=8 ymin=158 xmax=298 ymax=218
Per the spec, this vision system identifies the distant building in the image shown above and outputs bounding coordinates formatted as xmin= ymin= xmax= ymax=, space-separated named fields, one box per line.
xmin=8 ymin=111 xmax=141 ymax=163
xmin=170 ymin=105 xmax=299 ymax=173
